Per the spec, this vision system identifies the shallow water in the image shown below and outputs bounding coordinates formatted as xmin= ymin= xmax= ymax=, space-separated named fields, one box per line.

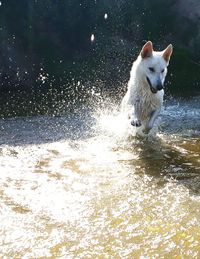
xmin=0 ymin=97 xmax=200 ymax=258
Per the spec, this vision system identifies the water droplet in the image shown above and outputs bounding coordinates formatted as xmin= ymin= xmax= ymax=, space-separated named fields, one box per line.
xmin=91 ymin=34 xmax=95 ymax=42
xmin=104 ymin=13 xmax=108 ymax=19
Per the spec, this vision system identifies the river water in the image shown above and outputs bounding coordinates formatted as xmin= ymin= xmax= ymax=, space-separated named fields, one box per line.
xmin=0 ymin=95 xmax=200 ymax=258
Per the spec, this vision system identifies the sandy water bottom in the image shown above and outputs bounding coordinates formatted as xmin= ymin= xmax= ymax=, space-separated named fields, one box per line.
xmin=0 ymin=98 xmax=200 ymax=258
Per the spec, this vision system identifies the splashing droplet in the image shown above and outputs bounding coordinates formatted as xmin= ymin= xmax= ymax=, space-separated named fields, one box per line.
xmin=91 ymin=34 xmax=95 ymax=42
xmin=104 ymin=13 xmax=108 ymax=19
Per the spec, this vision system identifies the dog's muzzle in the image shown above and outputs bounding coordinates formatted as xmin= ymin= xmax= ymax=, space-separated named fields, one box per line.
xmin=146 ymin=77 xmax=163 ymax=94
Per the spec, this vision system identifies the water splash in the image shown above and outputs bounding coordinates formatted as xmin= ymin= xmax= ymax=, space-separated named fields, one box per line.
xmin=90 ymin=34 xmax=95 ymax=42
xmin=0 ymin=95 xmax=199 ymax=257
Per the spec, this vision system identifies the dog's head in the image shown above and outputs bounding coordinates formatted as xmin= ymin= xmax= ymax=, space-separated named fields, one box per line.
xmin=137 ymin=41 xmax=173 ymax=94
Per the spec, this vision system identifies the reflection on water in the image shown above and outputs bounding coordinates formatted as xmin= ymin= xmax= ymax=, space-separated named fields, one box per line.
xmin=0 ymin=98 xmax=200 ymax=258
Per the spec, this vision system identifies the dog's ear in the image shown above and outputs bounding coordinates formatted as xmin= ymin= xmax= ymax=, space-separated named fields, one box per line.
xmin=140 ymin=41 xmax=153 ymax=59
xmin=162 ymin=44 xmax=173 ymax=63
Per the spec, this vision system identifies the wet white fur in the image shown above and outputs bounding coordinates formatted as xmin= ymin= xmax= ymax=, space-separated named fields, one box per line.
xmin=122 ymin=45 xmax=171 ymax=135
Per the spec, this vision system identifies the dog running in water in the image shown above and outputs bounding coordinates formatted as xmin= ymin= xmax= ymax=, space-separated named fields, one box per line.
xmin=121 ymin=41 xmax=173 ymax=135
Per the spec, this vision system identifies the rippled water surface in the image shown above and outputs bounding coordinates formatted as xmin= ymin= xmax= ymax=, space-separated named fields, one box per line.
xmin=0 ymin=97 xmax=200 ymax=258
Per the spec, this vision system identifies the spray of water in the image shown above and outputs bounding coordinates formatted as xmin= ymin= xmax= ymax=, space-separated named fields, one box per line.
xmin=0 ymin=86 xmax=200 ymax=257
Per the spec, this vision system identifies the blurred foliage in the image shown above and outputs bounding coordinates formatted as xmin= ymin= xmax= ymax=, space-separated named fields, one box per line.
xmin=0 ymin=0 xmax=200 ymax=116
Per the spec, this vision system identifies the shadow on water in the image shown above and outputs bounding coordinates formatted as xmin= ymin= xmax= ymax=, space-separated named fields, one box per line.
xmin=126 ymin=136 xmax=200 ymax=195
xmin=0 ymin=110 xmax=94 ymax=146
xmin=117 ymin=96 xmax=200 ymax=195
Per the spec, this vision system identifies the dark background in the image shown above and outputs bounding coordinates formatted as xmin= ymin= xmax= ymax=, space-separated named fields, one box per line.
xmin=0 ymin=0 xmax=200 ymax=117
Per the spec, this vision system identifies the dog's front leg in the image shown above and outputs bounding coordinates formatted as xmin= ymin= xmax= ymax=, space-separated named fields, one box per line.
xmin=144 ymin=108 xmax=161 ymax=133
xmin=130 ymin=99 xmax=142 ymax=127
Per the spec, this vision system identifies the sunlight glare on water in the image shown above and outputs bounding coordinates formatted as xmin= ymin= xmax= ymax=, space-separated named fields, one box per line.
xmin=0 ymin=98 xmax=200 ymax=258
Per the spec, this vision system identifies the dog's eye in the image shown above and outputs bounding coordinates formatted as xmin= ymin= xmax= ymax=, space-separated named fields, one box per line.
xmin=161 ymin=69 xmax=165 ymax=73
xmin=149 ymin=67 xmax=155 ymax=72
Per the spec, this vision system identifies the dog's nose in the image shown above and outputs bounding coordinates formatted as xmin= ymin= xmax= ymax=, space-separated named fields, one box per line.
xmin=157 ymin=83 xmax=163 ymax=91
xmin=156 ymin=81 xmax=163 ymax=91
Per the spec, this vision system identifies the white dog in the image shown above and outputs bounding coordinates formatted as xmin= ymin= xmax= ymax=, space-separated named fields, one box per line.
xmin=121 ymin=41 xmax=173 ymax=135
